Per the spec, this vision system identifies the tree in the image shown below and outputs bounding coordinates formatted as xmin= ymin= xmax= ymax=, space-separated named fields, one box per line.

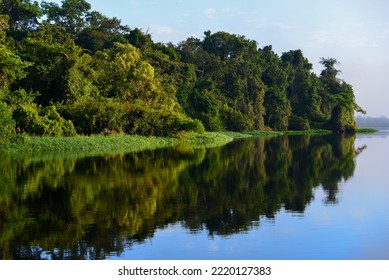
xmin=62 ymin=42 xmax=204 ymax=136
xmin=17 ymin=23 xmax=81 ymax=105
xmin=0 ymin=0 xmax=41 ymax=38
xmin=0 ymin=15 xmax=32 ymax=93
xmin=281 ymin=50 xmax=324 ymax=129
xmin=179 ymin=31 xmax=266 ymax=131
xmin=261 ymin=46 xmax=291 ymax=130
xmin=41 ymin=0 xmax=91 ymax=34
xmin=319 ymin=58 xmax=359 ymax=133
xmin=75 ymin=11 xmax=130 ymax=53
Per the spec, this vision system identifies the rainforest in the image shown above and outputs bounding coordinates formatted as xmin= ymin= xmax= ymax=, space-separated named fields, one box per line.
xmin=0 ymin=0 xmax=365 ymax=145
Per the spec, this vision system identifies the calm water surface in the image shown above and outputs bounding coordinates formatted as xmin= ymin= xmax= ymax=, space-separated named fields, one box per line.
xmin=1 ymin=132 xmax=389 ymax=259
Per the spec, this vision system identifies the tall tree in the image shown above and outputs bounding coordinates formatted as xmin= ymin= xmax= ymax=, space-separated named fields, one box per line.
xmin=0 ymin=15 xmax=31 ymax=93
xmin=0 ymin=0 xmax=41 ymax=34
xmin=261 ymin=46 xmax=291 ymax=131
xmin=41 ymin=0 xmax=91 ymax=34
xmin=17 ymin=23 xmax=81 ymax=105
xmin=281 ymin=50 xmax=324 ymax=128
xmin=75 ymin=11 xmax=130 ymax=53
xmin=319 ymin=58 xmax=357 ymax=133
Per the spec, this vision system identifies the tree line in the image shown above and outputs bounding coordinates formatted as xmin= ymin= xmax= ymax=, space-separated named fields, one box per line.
xmin=0 ymin=0 xmax=365 ymax=141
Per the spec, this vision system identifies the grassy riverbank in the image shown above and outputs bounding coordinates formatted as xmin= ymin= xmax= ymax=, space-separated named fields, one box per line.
xmin=0 ymin=129 xmax=333 ymax=156
xmin=0 ymin=132 xmax=234 ymax=155
xmin=356 ymin=128 xmax=379 ymax=134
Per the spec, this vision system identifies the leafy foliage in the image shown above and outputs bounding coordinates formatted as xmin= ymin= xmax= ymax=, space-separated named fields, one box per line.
xmin=0 ymin=0 xmax=363 ymax=139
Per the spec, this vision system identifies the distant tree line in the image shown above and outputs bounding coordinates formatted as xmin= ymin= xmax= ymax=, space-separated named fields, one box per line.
xmin=0 ymin=0 xmax=365 ymax=141
xmin=355 ymin=116 xmax=389 ymax=128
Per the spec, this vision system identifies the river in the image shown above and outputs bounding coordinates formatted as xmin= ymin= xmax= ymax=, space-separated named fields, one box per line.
xmin=1 ymin=131 xmax=388 ymax=259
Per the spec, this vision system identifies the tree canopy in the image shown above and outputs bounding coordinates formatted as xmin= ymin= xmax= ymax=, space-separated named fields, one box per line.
xmin=0 ymin=0 xmax=364 ymax=141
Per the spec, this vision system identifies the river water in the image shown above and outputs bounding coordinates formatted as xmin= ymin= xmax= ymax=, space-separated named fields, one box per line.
xmin=1 ymin=131 xmax=388 ymax=259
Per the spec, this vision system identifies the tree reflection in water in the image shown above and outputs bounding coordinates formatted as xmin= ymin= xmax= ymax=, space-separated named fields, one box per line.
xmin=0 ymin=134 xmax=365 ymax=259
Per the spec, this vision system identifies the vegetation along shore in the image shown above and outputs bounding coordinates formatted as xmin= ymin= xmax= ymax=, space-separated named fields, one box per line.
xmin=0 ymin=1 xmax=371 ymax=153
xmin=1 ymin=130 xmax=335 ymax=156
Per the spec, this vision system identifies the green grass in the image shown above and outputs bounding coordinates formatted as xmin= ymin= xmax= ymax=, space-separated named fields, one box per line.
xmin=284 ymin=129 xmax=332 ymax=135
xmin=1 ymin=134 xmax=178 ymax=155
xmin=356 ymin=128 xmax=379 ymax=134
xmin=0 ymin=129 xmax=334 ymax=156
xmin=0 ymin=132 xmax=235 ymax=155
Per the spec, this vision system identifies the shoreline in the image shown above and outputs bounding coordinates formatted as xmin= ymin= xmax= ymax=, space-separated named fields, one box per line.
xmin=0 ymin=128 xmax=376 ymax=156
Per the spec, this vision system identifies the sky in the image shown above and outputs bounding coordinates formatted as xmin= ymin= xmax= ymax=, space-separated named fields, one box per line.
xmin=51 ymin=0 xmax=389 ymax=117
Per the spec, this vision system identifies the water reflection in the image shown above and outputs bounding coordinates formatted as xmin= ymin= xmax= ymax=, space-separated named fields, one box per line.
xmin=0 ymin=134 xmax=363 ymax=259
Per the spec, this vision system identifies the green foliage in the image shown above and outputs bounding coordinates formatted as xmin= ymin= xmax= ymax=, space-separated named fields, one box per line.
xmin=356 ymin=128 xmax=378 ymax=134
xmin=0 ymin=101 xmax=16 ymax=142
xmin=288 ymin=115 xmax=311 ymax=131
xmin=0 ymin=1 xmax=364 ymax=141
xmin=0 ymin=0 xmax=42 ymax=40
xmin=220 ymin=105 xmax=252 ymax=131
xmin=124 ymin=101 xmax=204 ymax=136
xmin=41 ymin=0 xmax=91 ymax=34
xmin=319 ymin=58 xmax=359 ymax=132
xmin=60 ymin=96 xmax=127 ymax=135
xmin=17 ymin=23 xmax=81 ymax=105
xmin=0 ymin=15 xmax=32 ymax=92
xmin=12 ymin=102 xmax=76 ymax=136
xmin=326 ymin=106 xmax=356 ymax=133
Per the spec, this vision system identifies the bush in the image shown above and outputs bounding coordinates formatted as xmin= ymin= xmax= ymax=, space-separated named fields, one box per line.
xmin=288 ymin=115 xmax=310 ymax=131
xmin=12 ymin=104 xmax=76 ymax=136
xmin=12 ymin=104 xmax=46 ymax=135
xmin=41 ymin=105 xmax=77 ymax=136
xmin=164 ymin=114 xmax=205 ymax=136
xmin=60 ymin=97 xmax=127 ymax=135
xmin=326 ymin=106 xmax=356 ymax=133
xmin=125 ymin=103 xmax=204 ymax=136
xmin=221 ymin=105 xmax=253 ymax=131
xmin=0 ymin=102 xmax=16 ymax=142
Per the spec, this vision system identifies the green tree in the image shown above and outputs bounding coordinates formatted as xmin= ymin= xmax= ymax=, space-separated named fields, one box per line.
xmin=179 ymin=31 xmax=266 ymax=131
xmin=0 ymin=15 xmax=32 ymax=93
xmin=261 ymin=46 xmax=291 ymax=131
xmin=41 ymin=0 xmax=91 ymax=34
xmin=75 ymin=11 xmax=130 ymax=53
xmin=281 ymin=50 xmax=324 ymax=129
xmin=17 ymin=23 xmax=81 ymax=105
xmin=0 ymin=0 xmax=41 ymax=39
xmin=319 ymin=58 xmax=360 ymax=133
xmin=63 ymin=42 xmax=203 ymax=135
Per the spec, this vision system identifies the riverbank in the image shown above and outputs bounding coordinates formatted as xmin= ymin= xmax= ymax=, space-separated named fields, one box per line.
xmin=0 ymin=130 xmax=291 ymax=155
xmin=0 ymin=132 xmax=234 ymax=155
xmin=356 ymin=128 xmax=379 ymax=134
xmin=1 ymin=128 xmax=375 ymax=156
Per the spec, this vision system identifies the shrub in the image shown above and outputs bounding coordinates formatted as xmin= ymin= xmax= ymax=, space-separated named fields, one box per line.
xmin=12 ymin=104 xmax=76 ymax=136
xmin=60 ymin=97 xmax=127 ymax=135
xmin=41 ymin=105 xmax=77 ymax=136
xmin=12 ymin=103 xmax=46 ymax=135
xmin=221 ymin=105 xmax=253 ymax=131
xmin=288 ymin=115 xmax=310 ymax=131
xmin=0 ymin=102 xmax=16 ymax=142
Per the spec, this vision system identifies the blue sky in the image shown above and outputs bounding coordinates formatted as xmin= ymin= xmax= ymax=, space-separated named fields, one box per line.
xmin=51 ymin=0 xmax=389 ymax=117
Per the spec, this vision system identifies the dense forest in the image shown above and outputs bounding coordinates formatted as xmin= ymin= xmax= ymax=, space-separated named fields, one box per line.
xmin=0 ymin=0 xmax=365 ymax=142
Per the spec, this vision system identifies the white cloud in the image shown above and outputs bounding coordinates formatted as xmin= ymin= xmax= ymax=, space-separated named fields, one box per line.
xmin=152 ymin=25 xmax=175 ymax=36
xmin=203 ymin=8 xmax=216 ymax=19
xmin=148 ymin=25 xmax=181 ymax=43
